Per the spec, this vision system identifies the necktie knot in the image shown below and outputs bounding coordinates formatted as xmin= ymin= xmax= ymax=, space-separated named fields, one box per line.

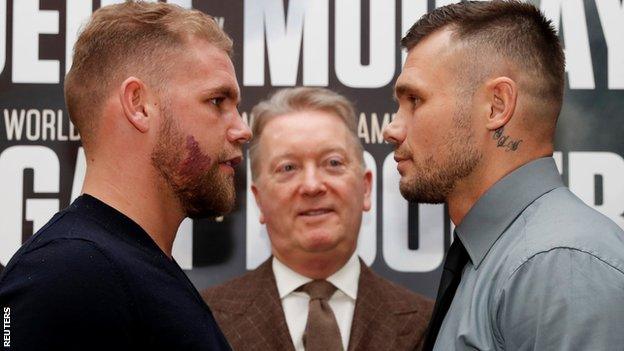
xmin=300 ymin=280 xmax=337 ymax=300
xmin=299 ymin=279 xmax=343 ymax=350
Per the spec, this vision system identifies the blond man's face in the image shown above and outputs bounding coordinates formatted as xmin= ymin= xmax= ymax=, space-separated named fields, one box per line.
xmin=151 ymin=38 xmax=251 ymax=218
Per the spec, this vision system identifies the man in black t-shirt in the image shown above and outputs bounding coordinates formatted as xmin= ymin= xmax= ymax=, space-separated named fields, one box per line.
xmin=0 ymin=2 xmax=251 ymax=350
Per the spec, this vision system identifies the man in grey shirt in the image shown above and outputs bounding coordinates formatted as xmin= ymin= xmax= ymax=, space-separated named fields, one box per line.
xmin=383 ymin=1 xmax=624 ymax=350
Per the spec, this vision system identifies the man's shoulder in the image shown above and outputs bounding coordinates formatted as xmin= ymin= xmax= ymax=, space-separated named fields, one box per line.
xmin=202 ymin=259 xmax=273 ymax=312
xmin=0 ymin=234 xmax=136 ymax=335
xmin=359 ymin=263 xmax=433 ymax=316
xmin=18 ymin=206 xmax=121 ymax=255
xmin=490 ymin=189 xmax=624 ymax=349
xmin=3 ymin=209 xmax=114 ymax=277
xmin=0 ymin=214 xmax=146 ymax=350
xmin=503 ymin=187 xmax=624 ymax=276
xmin=525 ymin=187 xmax=623 ymax=237
xmin=352 ymin=264 xmax=432 ymax=349
xmin=0 ymin=208 xmax=137 ymax=301
xmin=0 ymin=235 xmax=125 ymax=293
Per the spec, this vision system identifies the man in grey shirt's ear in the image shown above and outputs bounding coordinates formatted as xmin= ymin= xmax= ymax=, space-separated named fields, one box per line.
xmin=383 ymin=1 xmax=624 ymax=350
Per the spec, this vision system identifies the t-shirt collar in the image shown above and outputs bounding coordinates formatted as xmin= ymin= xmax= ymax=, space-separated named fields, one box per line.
xmin=70 ymin=193 xmax=163 ymax=255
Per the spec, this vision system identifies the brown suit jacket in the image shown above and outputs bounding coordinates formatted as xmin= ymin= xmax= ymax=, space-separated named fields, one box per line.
xmin=202 ymin=258 xmax=433 ymax=351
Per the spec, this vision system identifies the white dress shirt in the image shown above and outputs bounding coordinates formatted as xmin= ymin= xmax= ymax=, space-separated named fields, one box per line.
xmin=272 ymin=253 xmax=360 ymax=351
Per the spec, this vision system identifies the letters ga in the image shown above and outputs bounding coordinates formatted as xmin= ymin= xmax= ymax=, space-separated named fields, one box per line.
xmin=1 ymin=146 xmax=623 ymax=271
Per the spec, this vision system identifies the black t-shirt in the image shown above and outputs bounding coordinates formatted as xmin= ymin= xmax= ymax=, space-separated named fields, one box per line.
xmin=0 ymin=194 xmax=231 ymax=350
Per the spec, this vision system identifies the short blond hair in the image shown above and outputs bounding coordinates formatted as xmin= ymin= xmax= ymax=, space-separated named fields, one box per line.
xmin=64 ymin=1 xmax=232 ymax=148
xmin=249 ymin=87 xmax=364 ymax=180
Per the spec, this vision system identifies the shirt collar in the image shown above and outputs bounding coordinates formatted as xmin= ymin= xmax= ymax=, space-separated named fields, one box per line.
xmin=455 ymin=157 xmax=564 ymax=269
xmin=272 ymin=252 xmax=360 ymax=300
xmin=326 ymin=253 xmax=360 ymax=300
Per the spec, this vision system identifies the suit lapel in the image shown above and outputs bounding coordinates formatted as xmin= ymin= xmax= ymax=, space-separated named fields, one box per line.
xmin=242 ymin=259 xmax=295 ymax=351
xmin=348 ymin=261 xmax=399 ymax=351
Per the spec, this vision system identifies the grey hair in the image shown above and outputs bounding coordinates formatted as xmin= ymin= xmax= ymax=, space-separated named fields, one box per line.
xmin=249 ymin=87 xmax=364 ymax=180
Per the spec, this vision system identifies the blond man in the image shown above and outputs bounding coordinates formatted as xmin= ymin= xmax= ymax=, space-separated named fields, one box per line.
xmin=0 ymin=2 xmax=250 ymax=350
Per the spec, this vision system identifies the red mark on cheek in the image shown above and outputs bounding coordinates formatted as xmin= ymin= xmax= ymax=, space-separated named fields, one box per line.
xmin=180 ymin=135 xmax=212 ymax=176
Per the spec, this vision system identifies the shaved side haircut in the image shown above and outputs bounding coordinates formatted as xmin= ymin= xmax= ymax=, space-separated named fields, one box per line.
xmin=402 ymin=0 xmax=565 ymax=123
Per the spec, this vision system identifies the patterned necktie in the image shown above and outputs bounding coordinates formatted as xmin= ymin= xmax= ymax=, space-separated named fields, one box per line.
xmin=422 ymin=234 xmax=470 ymax=351
xmin=299 ymin=280 xmax=344 ymax=351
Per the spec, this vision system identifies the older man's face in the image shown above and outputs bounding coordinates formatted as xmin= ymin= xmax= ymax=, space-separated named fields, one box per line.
xmin=252 ymin=111 xmax=372 ymax=266
xmin=151 ymin=38 xmax=252 ymax=218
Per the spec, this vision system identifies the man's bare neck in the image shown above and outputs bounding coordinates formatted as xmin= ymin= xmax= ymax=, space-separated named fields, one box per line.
xmin=81 ymin=165 xmax=184 ymax=257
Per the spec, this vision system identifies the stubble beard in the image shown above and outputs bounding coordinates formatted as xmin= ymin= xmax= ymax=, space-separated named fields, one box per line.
xmin=151 ymin=105 xmax=236 ymax=219
xmin=399 ymin=105 xmax=482 ymax=204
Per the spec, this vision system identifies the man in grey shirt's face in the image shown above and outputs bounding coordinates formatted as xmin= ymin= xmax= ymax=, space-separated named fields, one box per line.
xmin=384 ymin=1 xmax=624 ymax=351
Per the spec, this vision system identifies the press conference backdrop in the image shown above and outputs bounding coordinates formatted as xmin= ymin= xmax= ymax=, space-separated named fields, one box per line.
xmin=0 ymin=0 xmax=622 ymax=299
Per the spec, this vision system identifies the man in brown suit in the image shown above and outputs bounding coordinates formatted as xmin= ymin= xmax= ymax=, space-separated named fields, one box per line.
xmin=203 ymin=88 xmax=432 ymax=350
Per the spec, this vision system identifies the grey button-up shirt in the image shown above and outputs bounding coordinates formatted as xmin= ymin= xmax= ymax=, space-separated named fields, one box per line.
xmin=434 ymin=157 xmax=624 ymax=350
